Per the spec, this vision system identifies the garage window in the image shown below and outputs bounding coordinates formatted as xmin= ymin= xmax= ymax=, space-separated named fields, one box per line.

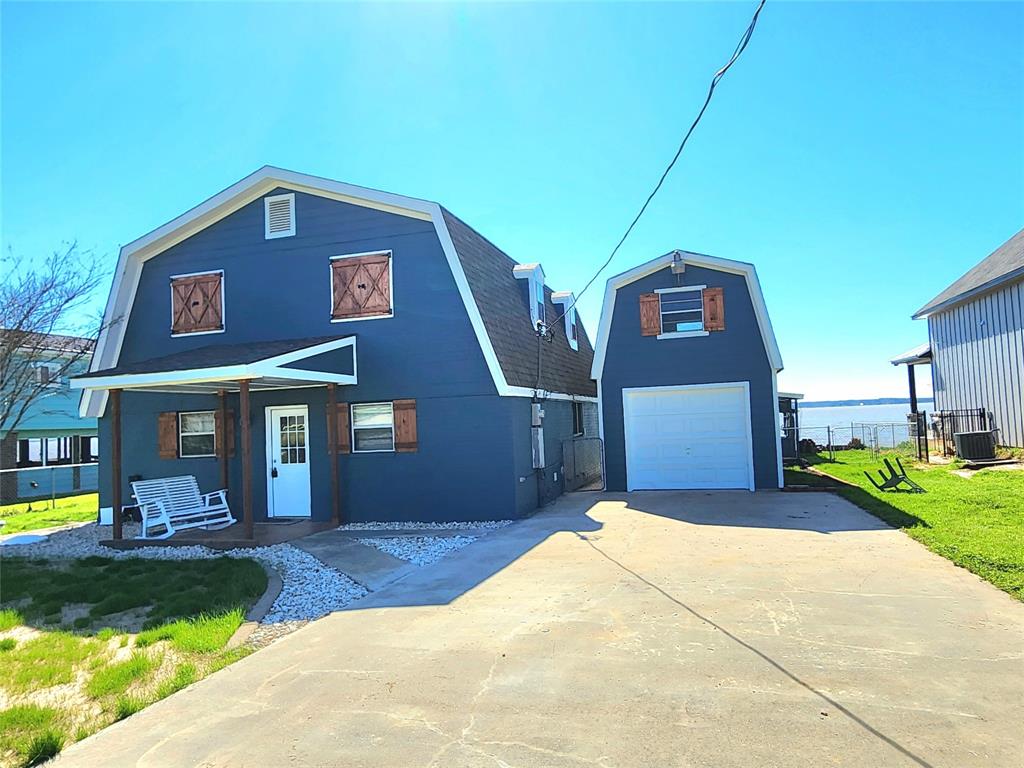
xmin=657 ymin=287 xmax=705 ymax=336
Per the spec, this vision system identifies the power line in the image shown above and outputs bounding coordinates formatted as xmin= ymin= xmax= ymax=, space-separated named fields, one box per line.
xmin=543 ymin=0 xmax=767 ymax=341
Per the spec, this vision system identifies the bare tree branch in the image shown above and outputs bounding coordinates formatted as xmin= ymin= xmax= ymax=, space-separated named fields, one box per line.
xmin=1 ymin=243 xmax=111 ymax=434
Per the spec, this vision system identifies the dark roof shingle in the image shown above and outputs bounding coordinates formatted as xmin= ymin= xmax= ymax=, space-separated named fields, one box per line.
xmin=915 ymin=228 xmax=1024 ymax=318
xmin=442 ymin=209 xmax=596 ymax=397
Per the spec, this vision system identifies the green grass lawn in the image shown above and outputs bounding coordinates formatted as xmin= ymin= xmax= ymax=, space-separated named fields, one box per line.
xmin=0 ymin=494 xmax=98 ymax=535
xmin=792 ymin=451 xmax=1024 ymax=601
xmin=0 ymin=556 xmax=266 ymax=768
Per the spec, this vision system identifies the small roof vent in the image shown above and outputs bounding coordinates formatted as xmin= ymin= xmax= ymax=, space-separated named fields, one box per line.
xmin=264 ymin=193 xmax=296 ymax=239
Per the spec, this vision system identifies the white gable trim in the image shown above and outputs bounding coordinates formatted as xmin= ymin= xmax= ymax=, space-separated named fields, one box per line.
xmin=589 ymin=250 xmax=784 ymax=380
xmin=81 ymin=167 xmax=521 ymax=417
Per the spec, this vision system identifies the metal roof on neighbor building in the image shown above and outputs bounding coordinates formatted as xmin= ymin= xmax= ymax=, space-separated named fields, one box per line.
xmin=914 ymin=228 xmax=1024 ymax=319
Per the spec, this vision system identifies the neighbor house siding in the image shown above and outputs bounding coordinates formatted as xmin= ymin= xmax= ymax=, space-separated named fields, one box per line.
xmin=600 ymin=264 xmax=779 ymax=490
xmin=928 ymin=278 xmax=1024 ymax=448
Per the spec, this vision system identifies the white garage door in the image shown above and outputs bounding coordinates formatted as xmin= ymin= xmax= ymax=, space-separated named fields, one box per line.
xmin=623 ymin=384 xmax=754 ymax=491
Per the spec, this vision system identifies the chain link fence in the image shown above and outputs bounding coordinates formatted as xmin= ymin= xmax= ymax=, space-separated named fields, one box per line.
xmin=791 ymin=422 xmax=919 ymax=462
xmin=0 ymin=463 xmax=99 ymax=508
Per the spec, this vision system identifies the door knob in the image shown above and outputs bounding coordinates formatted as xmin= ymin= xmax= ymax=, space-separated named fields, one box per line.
xmin=271 ymin=467 xmax=278 ymax=478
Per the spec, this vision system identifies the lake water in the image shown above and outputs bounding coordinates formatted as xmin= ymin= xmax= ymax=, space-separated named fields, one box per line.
xmin=798 ymin=402 xmax=931 ymax=429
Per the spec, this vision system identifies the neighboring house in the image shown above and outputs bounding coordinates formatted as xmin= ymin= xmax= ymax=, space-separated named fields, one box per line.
xmin=72 ymin=167 xmax=597 ymax=531
xmin=911 ymin=228 xmax=1024 ymax=449
xmin=591 ymin=250 xmax=784 ymax=491
xmin=0 ymin=334 xmax=98 ymax=504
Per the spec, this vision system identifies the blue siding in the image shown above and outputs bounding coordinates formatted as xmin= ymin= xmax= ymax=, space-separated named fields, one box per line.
xmin=600 ymin=264 xmax=779 ymax=490
xmin=96 ymin=190 xmax=549 ymax=522
xmin=928 ymin=278 xmax=1024 ymax=448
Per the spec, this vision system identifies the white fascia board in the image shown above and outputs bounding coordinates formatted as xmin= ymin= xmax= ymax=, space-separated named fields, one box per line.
xmin=259 ymin=336 xmax=356 ymax=368
xmin=503 ymin=385 xmax=597 ymax=403
xmin=80 ymin=167 xmax=513 ymax=416
xmin=590 ymin=250 xmax=785 ymax=380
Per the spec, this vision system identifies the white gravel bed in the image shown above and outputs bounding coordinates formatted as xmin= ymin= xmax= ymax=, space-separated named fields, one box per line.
xmin=338 ymin=520 xmax=512 ymax=531
xmin=1 ymin=523 xmax=367 ymax=627
xmin=358 ymin=535 xmax=476 ymax=566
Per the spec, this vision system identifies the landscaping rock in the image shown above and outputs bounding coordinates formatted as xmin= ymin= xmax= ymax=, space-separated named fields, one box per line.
xmin=357 ymin=535 xmax=476 ymax=566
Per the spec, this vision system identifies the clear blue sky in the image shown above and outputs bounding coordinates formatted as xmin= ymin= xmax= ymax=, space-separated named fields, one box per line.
xmin=3 ymin=2 xmax=1022 ymax=400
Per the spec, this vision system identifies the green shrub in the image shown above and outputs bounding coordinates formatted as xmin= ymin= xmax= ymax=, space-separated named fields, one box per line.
xmin=0 ymin=638 xmax=17 ymax=652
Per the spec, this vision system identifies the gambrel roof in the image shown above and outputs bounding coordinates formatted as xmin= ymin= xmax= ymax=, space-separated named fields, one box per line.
xmin=590 ymin=249 xmax=783 ymax=380
xmin=81 ymin=167 xmax=595 ymax=417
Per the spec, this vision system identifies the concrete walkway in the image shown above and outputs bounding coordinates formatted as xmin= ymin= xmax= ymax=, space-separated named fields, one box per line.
xmin=57 ymin=492 xmax=1024 ymax=767
xmin=291 ymin=529 xmax=416 ymax=591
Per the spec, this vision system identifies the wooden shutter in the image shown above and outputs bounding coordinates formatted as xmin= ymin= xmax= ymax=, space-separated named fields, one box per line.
xmin=394 ymin=399 xmax=418 ymax=453
xmin=171 ymin=272 xmax=224 ymax=334
xmin=215 ymin=410 xmax=236 ymax=458
xmin=639 ymin=293 xmax=661 ymax=336
xmin=158 ymin=412 xmax=178 ymax=459
xmin=327 ymin=403 xmax=351 ymax=454
xmin=703 ymin=287 xmax=725 ymax=331
xmin=331 ymin=254 xmax=392 ymax=320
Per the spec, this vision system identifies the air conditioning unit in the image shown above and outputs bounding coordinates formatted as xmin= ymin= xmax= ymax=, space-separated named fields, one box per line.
xmin=953 ymin=431 xmax=996 ymax=461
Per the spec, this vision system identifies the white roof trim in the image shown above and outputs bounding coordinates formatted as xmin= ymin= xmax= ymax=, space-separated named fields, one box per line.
xmin=889 ymin=342 xmax=931 ymax=366
xmin=73 ymin=336 xmax=358 ymax=393
xmin=80 ymin=167 xmax=521 ymax=417
xmin=589 ymin=250 xmax=784 ymax=380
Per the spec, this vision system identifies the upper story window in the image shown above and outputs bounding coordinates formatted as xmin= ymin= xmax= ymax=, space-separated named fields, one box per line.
xmin=330 ymin=251 xmax=393 ymax=322
xmin=552 ymin=291 xmax=579 ymax=351
xmin=513 ymin=263 xmax=546 ymax=330
xmin=264 ymin=193 xmax=296 ymax=239
xmin=659 ymin=286 xmax=705 ymax=334
xmin=170 ymin=271 xmax=224 ymax=336
xmin=639 ymin=285 xmax=724 ymax=339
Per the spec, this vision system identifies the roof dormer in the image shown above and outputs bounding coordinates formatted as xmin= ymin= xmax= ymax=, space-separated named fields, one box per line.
xmin=551 ymin=291 xmax=579 ymax=351
xmin=513 ymin=263 xmax=546 ymax=329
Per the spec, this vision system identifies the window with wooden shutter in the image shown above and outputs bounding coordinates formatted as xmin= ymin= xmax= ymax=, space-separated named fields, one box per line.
xmin=158 ymin=412 xmax=178 ymax=459
xmin=703 ymin=287 xmax=725 ymax=331
xmin=171 ymin=271 xmax=224 ymax=335
xmin=639 ymin=293 xmax=661 ymax=336
xmin=393 ymin=399 xmax=418 ymax=453
xmin=327 ymin=403 xmax=351 ymax=454
xmin=330 ymin=252 xmax=392 ymax=321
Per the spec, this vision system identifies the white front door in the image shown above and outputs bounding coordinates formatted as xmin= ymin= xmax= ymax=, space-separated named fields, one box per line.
xmin=265 ymin=405 xmax=312 ymax=518
xmin=623 ymin=383 xmax=754 ymax=491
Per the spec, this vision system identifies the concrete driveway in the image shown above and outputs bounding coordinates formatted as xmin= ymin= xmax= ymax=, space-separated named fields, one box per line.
xmin=59 ymin=492 xmax=1023 ymax=767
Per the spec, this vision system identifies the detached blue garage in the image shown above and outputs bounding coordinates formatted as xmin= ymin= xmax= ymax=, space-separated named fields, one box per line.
xmin=590 ymin=250 xmax=785 ymax=492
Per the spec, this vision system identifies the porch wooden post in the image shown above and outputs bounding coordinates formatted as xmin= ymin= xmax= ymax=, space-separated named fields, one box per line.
xmin=907 ymin=365 xmax=919 ymax=414
xmin=218 ymin=389 xmax=229 ymax=492
xmin=239 ymin=381 xmax=253 ymax=540
xmin=110 ymin=388 xmax=123 ymax=541
xmin=327 ymin=383 xmax=340 ymax=526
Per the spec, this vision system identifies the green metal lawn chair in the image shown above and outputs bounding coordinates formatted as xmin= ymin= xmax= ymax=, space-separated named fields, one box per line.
xmin=865 ymin=457 xmax=925 ymax=493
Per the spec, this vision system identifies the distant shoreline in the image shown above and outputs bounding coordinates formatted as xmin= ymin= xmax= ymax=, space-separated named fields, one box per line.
xmin=801 ymin=397 xmax=935 ymax=408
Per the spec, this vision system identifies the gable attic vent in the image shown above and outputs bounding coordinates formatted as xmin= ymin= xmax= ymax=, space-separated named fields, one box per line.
xmin=264 ymin=193 xmax=296 ymax=239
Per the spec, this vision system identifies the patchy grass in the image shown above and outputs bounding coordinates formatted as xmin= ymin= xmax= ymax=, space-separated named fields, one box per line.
xmin=0 ymin=494 xmax=98 ymax=535
xmin=0 ymin=610 xmax=22 ymax=632
xmin=0 ymin=705 xmax=64 ymax=768
xmin=801 ymin=451 xmax=1024 ymax=600
xmin=1 ymin=556 xmax=267 ymax=632
xmin=85 ymin=651 xmax=161 ymax=698
xmin=0 ymin=556 xmax=266 ymax=767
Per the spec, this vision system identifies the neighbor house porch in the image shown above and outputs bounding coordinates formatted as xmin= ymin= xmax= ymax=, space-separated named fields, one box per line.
xmin=72 ymin=336 xmax=357 ymax=545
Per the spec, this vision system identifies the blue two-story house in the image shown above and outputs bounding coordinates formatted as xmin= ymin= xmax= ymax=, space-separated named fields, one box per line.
xmin=591 ymin=250 xmax=784 ymax=492
xmin=72 ymin=167 xmax=597 ymax=537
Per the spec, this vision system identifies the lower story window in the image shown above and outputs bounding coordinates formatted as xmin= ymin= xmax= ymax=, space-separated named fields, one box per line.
xmin=80 ymin=436 xmax=99 ymax=463
xmin=179 ymin=411 xmax=216 ymax=458
xmin=572 ymin=402 xmax=585 ymax=437
xmin=351 ymin=402 xmax=395 ymax=452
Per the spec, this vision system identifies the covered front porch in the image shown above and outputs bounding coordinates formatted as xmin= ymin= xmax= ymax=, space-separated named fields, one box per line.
xmin=72 ymin=336 xmax=357 ymax=545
